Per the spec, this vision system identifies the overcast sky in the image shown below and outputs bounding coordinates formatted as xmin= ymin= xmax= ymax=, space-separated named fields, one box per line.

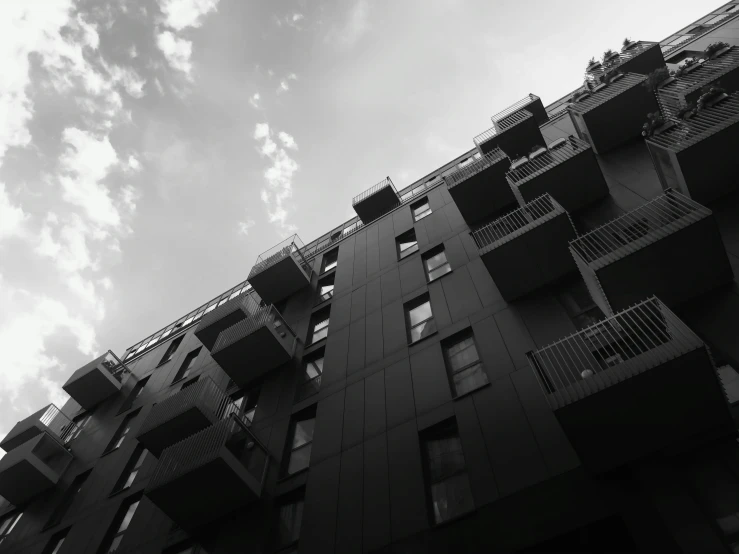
xmin=0 ymin=0 xmax=716 ymax=441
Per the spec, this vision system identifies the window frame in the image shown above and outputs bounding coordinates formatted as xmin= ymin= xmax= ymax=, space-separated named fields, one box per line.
xmin=157 ymin=336 xmax=184 ymax=367
xmin=111 ymin=445 xmax=149 ymax=495
xmin=442 ymin=330 xmax=489 ymax=397
xmin=172 ymin=347 xmax=202 ymax=384
xmin=423 ymin=245 xmax=452 ymax=282
xmin=66 ymin=411 xmax=92 ymax=442
xmin=411 ymin=198 xmax=432 ymax=222
xmin=100 ymin=494 xmax=142 ymax=553
xmin=308 ymin=309 xmax=330 ymax=345
xmin=405 ymin=294 xmax=436 ymax=344
xmin=320 ymin=249 xmax=338 ymax=274
xmin=0 ymin=511 xmax=22 ymax=547
xmin=275 ymin=494 xmax=305 ymax=550
xmin=396 ymin=229 xmax=419 ymax=261
xmin=285 ymin=412 xmax=316 ymax=476
xmin=230 ymin=385 xmax=260 ymax=425
xmin=296 ymin=351 xmax=324 ymax=402
xmin=104 ymin=409 xmax=140 ymax=454
xmin=316 ymin=273 xmax=335 ymax=305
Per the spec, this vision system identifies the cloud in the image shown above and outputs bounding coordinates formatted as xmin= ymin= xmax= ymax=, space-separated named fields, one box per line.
xmin=253 ymin=123 xmax=299 ymax=236
xmin=237 ymin=218 xmax=256 ymax=236
xmin=249 ymin=92 xmax=261 ymax=109
xmin=327 ymin=0 xmax=371 ymax=48
xmin=158 ymin=0 xmax=220 ymax=31
xmin=157 ymin=30 xmax=194 ymax=78
xmin=278 ymin=132 xmax=297 ymax=150
xmin=277 ymin=80 xmax=290 ymax=94
xmin=0 ymin=184 xmax=27 ymax=242
xmin=276 ymin=12 xmax=304 ymax=29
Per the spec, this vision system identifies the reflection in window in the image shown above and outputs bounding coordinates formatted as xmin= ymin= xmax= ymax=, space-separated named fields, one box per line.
xmin=423 ymin=247 xmax=452 ymax=282
xmin=296 ymin=353 xmax=323 ymax=402
xmin=287 ymin=415 xmax=315 ymax=475
xmin=411 ymin=198 xmax=432 ymax=222
xmin=405 ymin=295 xmax=436 ymax=344
xmin=172 ymin=348 xmax=201 ymax=383
xmin=231 ymin=386 xmax=260 ymax=424
xmin=396 ymin=230 xmax=419 ymax=260
xmin=42 ymin=530 xmax=67 ymax=554
xmin=443 ymin=332 xmax=489 ymax=397
xmin=158 ymin=336 xmax=184 ymax=366
xmin=0 ymin=512 xmax=22 ymax=547
xmin=321 ymin=249 xmax=338 ymax=273
xmin=103 ymin=496 xmax=141 ymax=553
xmin=317 ymin=274 xmax=335 ymax=304
xmin=310 ymin=311 xmax=330 ymax=344
xmin=113 ymin=446 xmax=148 ymax=493
xmin=105 ymin=410 xmax=140 ymax=453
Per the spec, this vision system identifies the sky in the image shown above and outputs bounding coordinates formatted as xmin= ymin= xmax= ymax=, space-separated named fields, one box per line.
xmin=0 ymin=0 xmax=717 ymax=443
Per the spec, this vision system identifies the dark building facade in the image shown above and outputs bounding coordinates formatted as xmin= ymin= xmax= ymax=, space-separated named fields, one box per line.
xmin=3 ymin=3 xmax=739 ymax=553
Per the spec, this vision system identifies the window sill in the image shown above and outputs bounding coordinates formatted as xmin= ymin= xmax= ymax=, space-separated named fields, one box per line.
xmin=452 ymin=381 xmax=491 ymax=401
xmin=307 ymin=337 xmax=327 ymax=348
xmin=408 ymin=331 xmax=437 ymax=347
xmin=427 ymin=268 xmax=452 ymax=284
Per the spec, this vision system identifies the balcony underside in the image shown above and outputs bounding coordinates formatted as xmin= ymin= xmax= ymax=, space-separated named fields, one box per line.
xmin=353 ymin=186 xmax=399 ymax=224
xmin=195 ymin=300 xmax=250 ymax=351
xmin=584 ymin=216 xmax=733 ymax=314
xmin=510 ymin=150 xmax=609 ymax=213
xmin=648 ymin=122 xmax=739 ymax=205
xmin=448 ymin=165 xmax=515 ymax=226
xmin=618 ymin=44 xmax=665 ymax=76
xmin=62 ymin=365 xmax=122 ymax=411
xmin=554 ymin=346 xmax=732 ymax=474
xmin=137 ymin=407 xmax=219 ymax=457
xmin=479 ymin=213 xmax=576 ymax=301
xmin=146 ymin=447 xmax=261 ymax=531
xmin=213 ymin=323 xmax=294 ymax=387
xmin=570 ymin=84 xmax=659 ymax=155
xmin=248 ymin=255 xmax=310 ymax=305
xmin=480 ymin=117 xmax=544 ymax=160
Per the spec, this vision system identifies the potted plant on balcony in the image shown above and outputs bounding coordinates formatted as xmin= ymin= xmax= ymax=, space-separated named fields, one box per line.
xmin=586 ymin=57 xmax=602 ymax=73
xmin=528 ymin=144 xmax=548 ymax=160
xmin=674 ymin=57 xmax=701 ymax=78
xmin=622 ymin=37 xmax=638 ymax=52
xmin=601 ymin=68 xmax=624 ymax=86
xmin=571 ymin=88 xmax=590 ymax=103
xmin=643 ymin=66 xmax=673 ymax=92
xmin=704 ymin=41 xmax=731 ymax=60
xmin=603 ymin=49 xmax=621 ymax=66
xmin=641 ymin=111 xmax=669 ymax=137
xmin=697 ymin=83 xmax=728 ymax=110
xmin=677 ymin=103 xmax=698 ymax=120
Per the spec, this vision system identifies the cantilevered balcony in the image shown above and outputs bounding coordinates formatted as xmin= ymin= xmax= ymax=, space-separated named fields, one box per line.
xmin=472 ymin=195 xmax=577 ymax=301
xmin=0 ymin=405 xmax=77 ymax=505
xmin=443 ymin=148 xmax=514 ymax=225
xmin=616 ymin=41 xmax=665 ymax=76
xmin=352 ymin=177 xmax=400 ymax=224
xmin=247 ymin=235 xmax=313 ymax=305
xmin=658 ymin=46 xmax=739 ymax=116
xmin=195 ymin=293 xmax=261 ymax=350
xmin=529 ymin=297 xmax=733 ymax=474
xmin=62 ymin=351 xmax=132 ymax=410
xmin=474 ymin=95 xmax=547 ymax=159
xmin=137 ymin=377 xmax=243 ymax=457
xmin=145 ymin=414 xmax=268 ymax=530
xmin=211 ymin=304 xmax=297 ymax=387
xmin=646 ymin=92 xmax=739 ymax=204
xmin=569 ymin=190 xmax=733 ymax=316
xmin=506 ymin=136 xmax=608 ymax=212
xmin=568 ymin=73 xmax=659 ymax=154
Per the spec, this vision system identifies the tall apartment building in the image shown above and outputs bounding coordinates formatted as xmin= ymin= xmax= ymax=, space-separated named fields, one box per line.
xmin=3 ymin=3 xmax=739 ymax=553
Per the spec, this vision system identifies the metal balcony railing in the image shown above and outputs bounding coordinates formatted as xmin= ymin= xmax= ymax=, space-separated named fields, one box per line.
xmin=248 ymin=234 xmax=312 ymax=281
xmin=476 ymin=111 xmax=534 ymax=146
xmin=471 ymin=194 xmax=564 ymax=250
xmin=506 ymin=136 xmax=589 ymax=184
xmin=41 ymin=405 xmax=80 ymax=445
xmin=351 ymin=176 xmax=398 ymax=207
xmin=569 ymin=189 xmax=708 ymax=268
xmin=620 ymin=41 xmax=658 ymax=62
xmin=569 ymin=74 xmax=645 ymax=113
xmin=212 ymin=304 xmax=296 ymax=355
xmin=529 ymin=297 xmax=705 ymax=409
xmin=295 ymin=374 xmax=322 ymax=402
xmin=647 ymin=93 xmax=739 ymax=152
xmin=196 ymin=293 xmax=261 ymax=334
xmin=491 ymin=94 xmax=541 ymax=126
xmin=97 ymin=351 xmax=132 ymax=384
xmin=444 ymin=148 xmax=508 ymax=188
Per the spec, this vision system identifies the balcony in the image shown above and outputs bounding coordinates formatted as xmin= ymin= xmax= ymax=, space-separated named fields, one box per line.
xmin=443 ymin=148 xmax=514 ymax=225
xmin=658 ymin=46 xmax=739 ymax=116
xmin=569 ymin=190 xmax=733 ymax=316
xmin=247 ymin=235 xmax=313 ymax=305
xmin=352 ymin=177 xmax=400 ymax=224
xmin=61 ymin=351 xmax=132 ymax=410
xmin=145 ymin=415 xmax=268 ymax=530
xmin=506 ymin=136 xmax=608 ymax=212
xmin=616 ymin=41 xmax=665 ymax=76
xmin=211 ymin=304 xmax=297 ymax=387
xmin=528 ymin=297 xmax=733 ymax=474
xmin=568 ymin=73 xmax=659 ymax=154
xmin=474 ymin=95 xmax=547 ymax=159
xmin=646 ymin=92 xmax=739 ymax=204
xmin=195 ymin=294 xmax=261 ymax=351
xmin=137 ymin=377 xmax=242 ymax=457
xmin=0 ymin=404 xmax=79 ymax=453
xmin=472 ymin=194 xmax=577 ymax=301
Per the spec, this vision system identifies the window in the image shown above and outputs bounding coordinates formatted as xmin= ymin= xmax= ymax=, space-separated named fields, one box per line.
xmin=317 ymin=274 xmax=335 ymax=304
xmin=396 ymin=229 xmax=418 ymax=260
xmin=100 ymin=495 xmax=141 ymax=553
xmin=119 ymin=376 xmax=149 ymax=414
xmin=231 ymin=386 xmax=260 ymax=424
xmin=172 ymin=348 xmax=201 ymax=383
xmin=405 ymin=295 xmax=436 ymax=344
xmin=0 ymin=512 xmax=22 ymax=546
xmin=321 ymin=249 xmax=338 ymax=273
xmin=422 ymin=421 xmax=474 ymax=525
xmin=309 ymin=310 xmax=330 ymax=344
xmin=443 ymin=331 xmax=489 ymax=397
xmin=276 ymin=496 xmax=304 ymax=548
xmin=105 ymin=410 xmax=140 ymax=453
xmin=411 ymin=198 xmax=432 ymax=222
xmin=286 ymin=413 xmax=315 ymax=475
xmin=557 ymin=279 xmax=604 ymax=330
xmin=423 ymin=246 xmax=451 ymax=282
xmin=64 ymin=411 xmax=92 ymax=442
xmin=112 ymin=446 xmax=148 ymax=494
xmin=47 ymin=470 xmax=91 ymax=528
xmin=157 ymin=336 xmax=184 ymax=366
xmin=42 ymin=530 xmax=69 ymax=554
xmin=296 ymin=352 xmax=323 ymax=402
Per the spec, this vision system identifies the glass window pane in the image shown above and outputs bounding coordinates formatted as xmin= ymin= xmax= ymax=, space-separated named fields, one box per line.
xmin=428 ymin=264 xmax=451 ymax=281
xmin=447 ymin=338 xmax=479 ymax=369
xmin=410 ymin=318 xmax=436 ymax=343
xmin=119 ymin=501 xmax=139 ymax=532
xmin=278 ymin=500 xmax=304 ymax=545
xmin=108 ymin=535 xmax=123 ymax=552
xmin=292 ymin=419 xmax=315 ymax=448
xmin=408 ymin=301 xmax=432 ymax=326
xmin=430 ymin=473 xmax=475 ymax=524
xmin=425 ymin=251 xmax=447 ymax=271
xmin=288 ymin=444 xmax=312 ymax=474
xmin=452 ymin=363 xmax=489 ymax=396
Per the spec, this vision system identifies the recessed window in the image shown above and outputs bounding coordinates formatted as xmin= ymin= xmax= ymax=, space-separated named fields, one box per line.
xmin=317 ymin=274 xmax=335 ymax=304
xmin=396 ymin=229 xmax=419 ymax=260
xmin=443 ymin=331 xmax=489 ymax=397
xmin=296 ymin=351 xmax=323 ymax=402
xmin=64 ymin=411 xmax=92 ymax=442
xmin=321 ymin=249 xmax=338 ymax=273
xmin=423 ymin=246 xmax=451 ymax=282
xmin=47 ymin=470 xmax=91 ymax=528
xmin=422 ymin=421 xmax=474 ymax=525
xmin=411 ymin=198 xmax=432 ymax=222
xmin=276 ymin=495 xmax=304 ymax=549
xmin=286 ymin=413 xmax=315 ymax=475
xmin=104 ymin=409 xmax=140 ymax=453
xmin=557 ymin=279 xmax=604 ymax=330
xmin=405 ymin=294 xmax=436 ymax=344
xmin=180 ymin=376 xmax=200 ymax=391
xmin=42 ymin=530 xmax=68 ymax=554
xmin=172 ymin=348 xmax=201 ymax=383
xmin=119 ymin=376 xmax=149 ymax=414
xmin=309 ymin=310 xmax=330 ymax=344
xmin=100 ymin=494 xmax=141 ymax=553
xmin=157 ymin=336 xmax=184 ymax=366
xmin=0 ymin=512 xmax=21 ymax=547
xmin=112 ymin=446 xmax=148 ymax=494
xmin=230 ymin=385 xmax=260 ymax=424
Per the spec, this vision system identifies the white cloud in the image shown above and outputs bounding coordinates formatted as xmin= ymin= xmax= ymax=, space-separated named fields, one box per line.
xmin=157 ymin=30 xmax=194 ymax=78
xmin=292 ymin=13 xmax=304 ymax=23
xmin=126 ymin=155 xmax=141 ymax=172
xmin=277 ymin=80 xmax=290 ymax=94
xmin=278 ymin=132 xmax=297 ymax=150
xmin=253 ymin=123 xmax=299 ymax=236
xmin=249 ymin=92 xmax=260 ymax=109
xmin=158 ymin=0 xmax=220 ymax=31
xmin=0 ymin=184 xmax=27 ymax=241
xmin=327 ymin=0 xmax=371 ymax=48
xmin=237 ymin=218 xmax=256 ymax=236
